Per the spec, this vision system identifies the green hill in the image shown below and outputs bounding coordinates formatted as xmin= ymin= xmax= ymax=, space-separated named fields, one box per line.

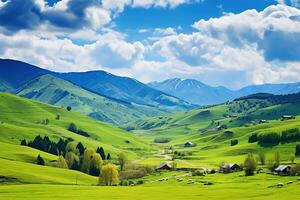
xmin=127 ymin=93 xmax=300 ymax=167
xmin=16 ymin=74 xmax=168 ymax=125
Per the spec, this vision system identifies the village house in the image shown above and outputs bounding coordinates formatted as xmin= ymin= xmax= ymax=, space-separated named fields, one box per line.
xmin=217 ymin=124 xmax=227 ymax=130
xmin=184 ymin=141 xmax=194 ymax=147
xmin=274 ymin=165 xmax=291 ymax=176
xmin=220 ymin=163 xmax=241 ymax=173
xmin=281 ymin=115 xmax=295 ymax=121
xmin=157 ymin=162 xmax=172 ymax=171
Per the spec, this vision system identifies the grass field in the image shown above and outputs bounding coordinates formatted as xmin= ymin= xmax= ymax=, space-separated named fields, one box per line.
xmin=1 ymin=93 xmax=300 ymax=199
xmin=0 ymin=173 xmax=299 ymax=200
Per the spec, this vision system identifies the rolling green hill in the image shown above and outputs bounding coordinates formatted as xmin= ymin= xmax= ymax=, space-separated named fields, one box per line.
xmin=126 ymin=93 xmax=300 ymax=168
xmin=16 ymin=74 xmax=167 ymax=125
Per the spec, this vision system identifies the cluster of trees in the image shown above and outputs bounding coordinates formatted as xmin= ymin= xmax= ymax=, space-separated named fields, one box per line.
xmin=230 ymin=139 xmax=238 ymax=146
xmin=173 ymin=150 xmax=192 ymax=159
xmin=248 ymin=128 xmax=300 ymax=145
xmin=68 ymin=123 xmax=90 ymax=137
xmin=21 ymin=136 xmax=112 ymax=176
xmin=21 ymin=135 xmax=71 ymax=155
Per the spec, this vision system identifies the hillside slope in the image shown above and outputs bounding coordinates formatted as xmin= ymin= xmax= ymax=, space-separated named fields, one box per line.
xmin=16 ymin=74 xmax=166 ymax=125
xmin=0 ymin=92 xmax=151 ymax=157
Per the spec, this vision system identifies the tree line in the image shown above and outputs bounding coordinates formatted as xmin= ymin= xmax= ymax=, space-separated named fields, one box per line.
xmin=248 ymin=128 xmax=300 ymax=145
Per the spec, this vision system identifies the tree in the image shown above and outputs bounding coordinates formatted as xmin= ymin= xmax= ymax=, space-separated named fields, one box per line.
xmin=65 ymin=152 xmax=79 ymax=169
xmin=20 ymin=139 xmax=27 ymax=146
xmin=100 ymin=163 xmax=119 ymax=186
xmin=57 ymin=138 xmax=66 ymax=155
xmin=49 ymin=142 xmax=58 ymax=155
xmin=274 ymin=152 xmax=281 ymax=167
xmin=76 ymin=142 xmax=85 ymax=155
xmin=171 ymin=161 xmax=177 ymax=170
xmin=296 ymin=144 xmax=300 ymax=156
xmin=106 ymin=153 xmax=111 ymax=160
xmin=290 ymin=154 xmax=295 ymax=164
xmin=37 ymin=154 xmax=45 ymax=165
xmin=258 ymin=151 xmax=266 ymax=165
xmin=67 ymin=106 xmax=72 ymax=111
xmin=56 ymin=115 xmax=60 ymax=120
xmin=66 ymin=142 xmax=78 ymax=154
xmin=230 ymin=139 xmax=238 ymax=146
xmin=244 ymin=154 xmax=257 ymax=176
xmin=97 ymin=147 xmax=106 ymax=160
xmin=57 ymin=155 xmax=68 ymax=168
xmin=81 ymin=149 xmax=96 ymax=173
xmin=118 ymin=153 xmax=127 ymax=171
xmin=68 ymin=123 xmax=77 ymax=133
xmin=90 ymin=153 xmax=103 ymax=176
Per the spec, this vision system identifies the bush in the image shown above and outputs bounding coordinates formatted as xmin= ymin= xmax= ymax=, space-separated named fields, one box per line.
xmin=119 ymin=180 xmax=128 ymax=186
xmin=248 ymin=133 xmax=258 ymax=143
xmin=154 ymin=138 xmax=171 ymax=143
xmin=120 ymin=165 xmax=154 ymax=180
xmin=37 ymin=154 xmax=45 ymax=165
xmin=192 ymin=170 xmax=204 ymax=176
xmin=230 ymin=139 xmax=238 ymax=146
xmin=67 ymin=106 xmax=72 ymax=111
xmin=136 ymin=180 xmax=144 ymax=185
xmin=68 ymin=123 xmax=78 ymax=133
xmin=290 ymin=164 xmax=300 ymax=176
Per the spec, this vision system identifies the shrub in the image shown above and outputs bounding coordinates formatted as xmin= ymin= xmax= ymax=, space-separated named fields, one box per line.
xmin=192 ymin=170 xmax=204 ymax=176
xmin=68 ymin=123 xmax=78 ymax=133
xmin=154 ymin=138 xmax=171 ymax=143
xmin=67 ymin=106 xmax=72 ymax=111
xmin=290 ymin=164 xmax=300 ymax=176
xmin=230 ymin=139 xmax=238 ymax=146
xmin=20 ymin=139 xmax=27 ymax=146
xmin=37 ymin=154 xmax=45 ymax=165
xmin=136 ymin=180 xmax=144 ymax=185
xmin=248 ymin=133 xmax=258 ymax=143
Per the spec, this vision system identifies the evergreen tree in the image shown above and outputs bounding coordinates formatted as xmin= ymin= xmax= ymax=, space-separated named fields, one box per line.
xmin=57 ymin=139 xmax=66 ymax=155
xmin=76 ymin=142 xmax=85 ymax=155
xmin=97 ymin=147 xmax=106 ymax=160
xmin=49 ymin=142 xmax=58 ymax=155
xmin=20 ymin=139 xmax=27 ymax=146
xmin=296 ymin=144 xmax=300 ymax=156
xmin=106 ymin=153 xmax=111 ymax=160
xmin=37 ymin=154 xmax=45 ymax=165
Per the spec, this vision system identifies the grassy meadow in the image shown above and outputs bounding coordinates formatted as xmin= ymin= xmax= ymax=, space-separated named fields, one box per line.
xmin=0 ymin=92 xmax=300 ymax=199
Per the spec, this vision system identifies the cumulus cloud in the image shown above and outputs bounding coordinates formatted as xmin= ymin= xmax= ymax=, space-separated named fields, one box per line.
xmin=0 ymin=3 xmax=300 ymax=88
xmin=148 ymin=5 xmax=300 ymax=87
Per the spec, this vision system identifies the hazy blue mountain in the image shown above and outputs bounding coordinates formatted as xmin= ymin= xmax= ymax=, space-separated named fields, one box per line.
xmin=237 ymin=82 xmax=300 ymax=97
xmin=57 ymin=72 xmax=193 ymax=110
xmin=149 ymin=78 xmax=300 ymax=105
xmin=148 ymin=78 xmax=235 ymax=105
xmin=0 ymin=59 xmax=51 ymax=92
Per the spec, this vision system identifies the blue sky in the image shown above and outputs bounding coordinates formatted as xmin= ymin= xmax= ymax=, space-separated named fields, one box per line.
xmin=0 ymin=0 xmax=300 ymax=89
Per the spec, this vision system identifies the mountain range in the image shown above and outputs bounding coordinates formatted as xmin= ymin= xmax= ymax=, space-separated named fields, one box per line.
xmin=149 ymin=78 xmax=300 ymax=105
xmin=0 ymin=59 xmax=194 ymax=125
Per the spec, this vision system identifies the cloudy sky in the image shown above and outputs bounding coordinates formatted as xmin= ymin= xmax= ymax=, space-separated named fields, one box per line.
xmin=0 ymin=0 xmax=300 ymax=89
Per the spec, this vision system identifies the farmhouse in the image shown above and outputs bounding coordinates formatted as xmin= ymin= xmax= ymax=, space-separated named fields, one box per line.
xmin=281 ymin=115 xmax=295 ymax=121
xmin=157 ymin=162 xmax=172 ymax=171
xmin=217 ymin=125 xmax=227 ymax=130
xmin=274 ymin=165 xmax=291 ymax=176
xmin=184 ymin=141 xmax=194 ymax=147
xmin=220 ymin=163 xmax=241 ymax=173
xmin=259 ymin=119 xmax=268 ymax=124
